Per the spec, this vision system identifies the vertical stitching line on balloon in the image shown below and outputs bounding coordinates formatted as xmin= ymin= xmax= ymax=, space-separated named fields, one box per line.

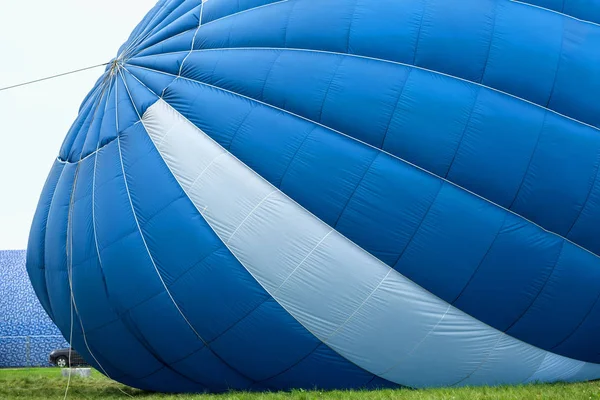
xmin=565 ymin=152 xmax=600 ymax=237
xmin=451 ymin=212 xmax=509 ymax=305
xmin=345 ymin=0 xmax=359 ymax=53
xmin=378 ymin=68 xmax=412 ymax=150
xmin=450 ymin=332 xmax=505 ymax=387
xmin=479 ymin=0 xmax=499 ymax=83
xmin=503 ymin=240 xmax=566 ymax=334
xmin=226 ymin=190 xmax=279 ymax=245
xmin=411 ymin=0 xmax=428 ymax=65
xmin=316 ymin=57 xmax=344 ymax=123
xmin=443 ymin=86 xmax=481 ymax=179
xmin=376 ymin=304 xmax=453 ymax=377
xmin=390 ymin=182 xmax=444 ymax=270
xmin=277 ymin=125 xmax=318 ymax=188
xmin=549 ymin=277 xmax=600 ymax=351
xmin=507 ymin=112 xmax=548 ymax=210
xmin=332 ymin=152 xmax=379 ymax=229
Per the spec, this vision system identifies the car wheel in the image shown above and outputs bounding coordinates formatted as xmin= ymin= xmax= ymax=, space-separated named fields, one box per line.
xmin=56 ymin=356 xmax=69 ymax=368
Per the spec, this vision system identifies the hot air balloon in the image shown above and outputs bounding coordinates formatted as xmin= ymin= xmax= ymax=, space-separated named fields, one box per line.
xmin=26 ymin=0 xmax=600 ymax=393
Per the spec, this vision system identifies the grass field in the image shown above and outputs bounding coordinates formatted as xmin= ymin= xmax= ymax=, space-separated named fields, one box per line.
xmin=1 ymin=368 xmax=600 ymax=399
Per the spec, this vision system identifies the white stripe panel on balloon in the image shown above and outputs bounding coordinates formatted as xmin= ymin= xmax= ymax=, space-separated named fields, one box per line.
xmin=141 ymin=98 xmax=600 ymax=387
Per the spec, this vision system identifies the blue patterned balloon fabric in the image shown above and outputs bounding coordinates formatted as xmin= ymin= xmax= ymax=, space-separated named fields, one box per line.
xmin=26 ymin=0 xmax=600 ymax=393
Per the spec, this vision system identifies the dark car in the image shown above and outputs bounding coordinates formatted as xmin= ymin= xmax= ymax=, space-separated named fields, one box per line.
xmin=49 ymin=348 xmax=87 ymax=368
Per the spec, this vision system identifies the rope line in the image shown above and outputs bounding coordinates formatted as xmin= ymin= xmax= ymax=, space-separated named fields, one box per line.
xmin=0 ymin=63 xmax=109 ymax=92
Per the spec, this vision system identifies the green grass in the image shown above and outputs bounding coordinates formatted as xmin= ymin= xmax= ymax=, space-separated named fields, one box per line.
xmin=1 ymin=368 xmax=600 ymax=399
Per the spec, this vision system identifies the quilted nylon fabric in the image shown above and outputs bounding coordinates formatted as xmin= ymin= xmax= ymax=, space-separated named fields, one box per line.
xmin=26 ymin=0 xmax=600 ymax=393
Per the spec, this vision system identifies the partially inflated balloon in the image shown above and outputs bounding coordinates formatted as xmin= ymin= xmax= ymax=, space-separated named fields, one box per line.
xmin=27 ymin=0 xmax=600 ymax=393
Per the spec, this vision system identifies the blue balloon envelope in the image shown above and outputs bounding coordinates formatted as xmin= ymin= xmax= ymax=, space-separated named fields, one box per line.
xmin=27 ymin=0 xmax=600 ymax=393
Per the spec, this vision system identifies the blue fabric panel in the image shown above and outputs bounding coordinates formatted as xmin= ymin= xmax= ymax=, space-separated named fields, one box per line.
xmin=348 ymin=0 xmax=422 ymax=63
xmin=124 ymin=0 xmax=187 ymax=57
xmin=93 ymin=140 xmax=164 ymax=312
xmin=482 ymin=1 xmax=563 ymax=105
xmin=84 ymin=319 xmax=165 ymax=378
xmin=127 ymin=291 xmax=204 ymax=365
xmin=98 ymin=81 xmax=119 ymax=148
xmin=129 ymin=53 xmax=187 ymax=77
xmin=553 ymin=295 xmax=600 ymax=362
xmin=162 ymin=79 xmax=255 ymax=147
xmin=264 ymin=51 xmax=344 ymax=124
xmin=523 ymin=0 xmax=564 ymax=11
xmin=194 ymin=0 xmax=293 ymax=49
xmin=336 ymin=154 xmax=443 ymax=266
xmin=510 ymin=114 xmax=600 ymax=237
xmin=119 ymin=123 xmax=210 ymax=284
xmin=70 ymin=156 xmax=96 ymax=269
xmin=93 ymin=141 xmax=137 ymax=250
xmin=81 ymin=89 xmax=110 ymax=157
xmin=521 ymin=0 xmax=600 ymax=24
xmin=26 ymin=160 xmax=65 ymax=320
xmin=210 ymin=299 xmax=322 ymax=381
xmin=415 ymin=0 xmax=496 ymax=82
xmin=117 ymin=0 xmax=168 ymax=56
xmin=67 ymin=99 xmax=99 ymax=162
xmin=454 ymin=214 xmax=563 ymax=331
xmin=134 ymin=2 xmax=200 ymax=53
xmin=119 ymin=70 xmax=158 ymax=118
xmin=171 ymin=346 xmax=252 ymax=392
xmin=383 ymin=69 xmax=478 ymax=176
xmin=286 ymin=0 xmax=355 ymax=53
xmin=396 ymin=184 xmax=505 ymax=302
xmin=568 ymin=172 xmax=600 ymax=255
xmin=135 ymin=29 xmax=195 ymax=58
xmin=67 ymin=156 xmax=199 ymax=384
xmin=125 ymin=65 xmax=177 ymax=96
xmin=115 ymin=76 xmax=140 ymax=134
xmin=59 ymin=92 xmax=97 ymax=161
xmin=320 ymin=56 xmax=407 ymax=147
xmin=446 ymin=89 xmax=545 ymax=206
xmin=263 ymin=344 xmax=379 ymax=390
xmin=135 ymin=366 xmax=204 ymax=394
xmin=43 ymin=162 xmax=77 ymax=332
xmin=507 ymin=242 xmax=600 ymax=349
xmin=280 ymin=127 xmax=378 ymax=227
xmin=69 ymin=157 xmax=115 ymax=332
xmin=80 ymin=74 xmax=107 ymax=112
xmin=548 ymin=18 xmax=600 ymax=129
xmin=202 ymin=0 xmax=282 ymax=25
xmin=169 ymin=248 xmax=269 ymax=343
xmin=230 ymin=106 xmax=314 ymax=186
xmin=189 ymin=0 xmax=600 ymax=130
xmin=183 ymin=50 xmax=280 ymax=100
xmin=562 ymin=0 xmax=600 ymax=23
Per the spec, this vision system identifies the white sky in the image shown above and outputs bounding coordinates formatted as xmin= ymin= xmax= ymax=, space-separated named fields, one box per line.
xmin=0 ymin=0 xmax=157 ymax=250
